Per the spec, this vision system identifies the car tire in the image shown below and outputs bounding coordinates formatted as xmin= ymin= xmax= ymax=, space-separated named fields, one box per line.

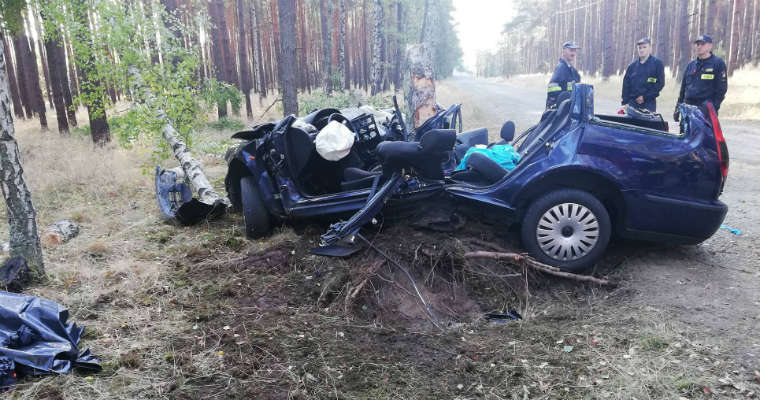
xmin=521 ymin=189 xmax=611 ymax=272
xmin=240 ymin=176 xmax=271 ymax=239
xmin=226 ymin=174 xmax=242 ymax=213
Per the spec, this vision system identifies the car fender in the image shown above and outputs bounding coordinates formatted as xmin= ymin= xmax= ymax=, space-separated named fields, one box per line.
xmin=511 ymin=164 xmax=626 ymax=226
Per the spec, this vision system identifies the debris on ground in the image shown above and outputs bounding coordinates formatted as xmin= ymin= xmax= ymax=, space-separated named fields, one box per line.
xmin=720 ymin=224 xmax=742 ymax=236
xmin=41 ymin=219 xmax=80 ymax=247
xmin=485 ymin=309 xmax=522 ymax=323
xmin=0 ymin=257 xmax=30 ymax=292
xmin=465 ymin=250 xmax=615 ymax=286
xmin=0 ymin=291 xmax=101 ymax=391
xmin=0 ymin=243 xmax=8 ymax=254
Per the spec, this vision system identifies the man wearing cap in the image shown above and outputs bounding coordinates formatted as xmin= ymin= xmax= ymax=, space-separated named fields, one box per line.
xmin=675 ymin=34 xmax=728 ymax=121
xmin=622 ymin=38 xmax=665 ymax=112
xmin=546 ymin=41 xmax=581 ymax=109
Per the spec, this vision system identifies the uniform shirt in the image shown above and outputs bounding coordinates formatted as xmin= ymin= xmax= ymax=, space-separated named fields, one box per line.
xmin=677 ymin=53 xmax=728 ymax=111
xmin=621 ymin=55 xmax=665 ymax=106
xmin=546 ymin=58 xmax=581 ymax=108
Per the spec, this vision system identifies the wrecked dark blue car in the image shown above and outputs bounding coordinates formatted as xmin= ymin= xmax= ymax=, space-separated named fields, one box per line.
xmin=224 ymin=85 xmax=729 ymax=271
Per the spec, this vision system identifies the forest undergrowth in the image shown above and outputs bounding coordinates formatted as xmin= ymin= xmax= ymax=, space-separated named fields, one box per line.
xmin=0 ymin=85 xmax=756 ymax=399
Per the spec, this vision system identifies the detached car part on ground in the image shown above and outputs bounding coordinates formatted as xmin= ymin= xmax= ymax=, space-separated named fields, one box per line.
xmin=223 ymin=85 xmax=728 ymax=271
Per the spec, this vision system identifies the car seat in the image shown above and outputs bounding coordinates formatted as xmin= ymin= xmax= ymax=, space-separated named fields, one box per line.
xmin=453 ymin=97 xmax=574 ymax=186
xmin=339 ymin=129 xmax=457 ymax=191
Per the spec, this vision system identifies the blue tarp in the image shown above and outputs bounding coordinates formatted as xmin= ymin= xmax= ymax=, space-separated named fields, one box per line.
xmin=455 ymin=144 xmax=521 ymax=172
xmin=0 ymin=291 xmax=100 ymax=379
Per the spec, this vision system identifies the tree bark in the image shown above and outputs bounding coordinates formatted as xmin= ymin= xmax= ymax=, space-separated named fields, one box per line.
xmin=43 ymin=36 xmax=69 ymax=134
xmin=339 ymin=0 xmax=348 ymax=91
xmin=728 ymin=0 xmax=744 ymax=75
xmin=370 ymin=0 xmax=384 ymax=95
xmin=675 ymin=0 xmax=690 ymax=79
xmin=602 ymin=0 xmax=616 ymax=77
xmin=30 ymin=6 xmax=54 ymax=110
xmin=392 ymin=1 xmax=402 ymax=91
xmin=278 ymin=0 xmax=298 ymax=116
xmin=16 ymin=30 xmax=47 ymax=130
xmin=72 ymin=1 xmax=109 ymax=145
xmin=59 ymin=41 xmax=77 ymax=127
xmin=0 ymin=38 xmax=44 ymax=281
xmin=209 ymin=0 xmax=228 ymax=117
xmin=252 ymin=0 xmax=267 ymax=99
xmin=406 ymin=43 xmax=435 ymax=128
xmin=237 ymin=0 xmax=253 ymax=118
xmin=40 ymin=1 xmax=69 ymax=134
xmin=2 ymin=34 xmax=24 ymax=119
xmin=656 ymin=0 xmax=671 ymax=68
xmin=320 ymin=0 xmax=332 ymax=94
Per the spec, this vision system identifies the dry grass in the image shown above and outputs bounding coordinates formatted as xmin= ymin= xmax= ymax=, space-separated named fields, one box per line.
xmin=1 ymin=93 xmax=757 ymax=399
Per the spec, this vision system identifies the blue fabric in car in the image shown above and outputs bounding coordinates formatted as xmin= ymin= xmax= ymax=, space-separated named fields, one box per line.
xmin=455 ymin=144 xmax=521 ymax=172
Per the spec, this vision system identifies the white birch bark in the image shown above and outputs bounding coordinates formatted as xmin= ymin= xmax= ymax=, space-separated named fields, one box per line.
xmin=129 ymin=66 xmax=228 ymax=208
xmin=406 ymin=43 xmax=436 ymax=128
xmin=0 ymin=38 xmax=45 ymax=280
xmin=41 ymin=219 xmax=79 ymax=247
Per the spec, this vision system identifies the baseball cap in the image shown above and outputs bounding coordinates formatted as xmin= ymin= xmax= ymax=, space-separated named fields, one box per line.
xmin=694 ymin=34 xmax=713 ymax=43
xmin=562 ymin=41 xmax=581 ymax=49
xmin=636 ymin=37 xmax=651 ymax=45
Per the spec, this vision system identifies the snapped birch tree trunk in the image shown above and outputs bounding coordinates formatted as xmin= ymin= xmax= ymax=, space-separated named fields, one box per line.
xmin=405 ymin=43 xmax=435 ymax=129
xmin=0 ymin=39 xmax=44 ymax=281
xmin=129 ymin=66 xmax=229 ymax=214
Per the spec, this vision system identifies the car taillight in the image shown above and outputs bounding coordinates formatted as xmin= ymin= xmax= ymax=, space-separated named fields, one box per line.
xmin=706 ymin=102 xmax=728 ymax=193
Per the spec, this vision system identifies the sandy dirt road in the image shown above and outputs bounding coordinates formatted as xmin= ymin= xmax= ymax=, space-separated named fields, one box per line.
xmin=439 ymin=75 xmax=760 ymax=370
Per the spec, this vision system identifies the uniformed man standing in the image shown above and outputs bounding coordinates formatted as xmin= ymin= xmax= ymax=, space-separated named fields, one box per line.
xmin=622 ymin=38 xmax=665 ymax=112
xmin=546 ymin=41 xmax=581 ymax=109
xmin=675 ymin=34 xmax=728 ymax=121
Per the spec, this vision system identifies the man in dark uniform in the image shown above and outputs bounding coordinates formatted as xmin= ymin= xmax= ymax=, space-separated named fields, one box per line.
xmin=622 ymin=38 xmax=665 ymax=111
xmin=675 ymin=34 xmax=728 ymax=121
xmin=546 ymin=41 xmax=581 ymax=109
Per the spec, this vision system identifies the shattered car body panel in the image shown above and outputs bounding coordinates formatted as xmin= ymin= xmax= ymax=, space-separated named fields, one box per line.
xmin=225 ymin=86 xmax=728 ymax=270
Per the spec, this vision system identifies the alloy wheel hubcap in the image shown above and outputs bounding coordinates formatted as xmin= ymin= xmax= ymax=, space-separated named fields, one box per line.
xmin=536 ymin=202 xmax=599 ymax=261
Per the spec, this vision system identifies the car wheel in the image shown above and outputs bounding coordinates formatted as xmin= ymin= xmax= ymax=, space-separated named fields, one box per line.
xmin=240 ymin=176 xmax=271 ymax=239
xmin=521 ymin=189 xmax=611 ymax=272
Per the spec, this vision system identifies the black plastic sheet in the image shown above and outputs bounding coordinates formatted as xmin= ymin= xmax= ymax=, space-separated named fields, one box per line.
xmin=0 ymin=291 xmax=100 ymax=377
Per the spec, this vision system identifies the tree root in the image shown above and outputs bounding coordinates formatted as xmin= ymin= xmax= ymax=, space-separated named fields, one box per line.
xmin=464 ymin=251 xmax=615 ymax=287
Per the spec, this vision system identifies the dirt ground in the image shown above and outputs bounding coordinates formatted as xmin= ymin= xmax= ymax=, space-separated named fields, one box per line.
xmin=1 ymin=78 xmax=759 ymax=399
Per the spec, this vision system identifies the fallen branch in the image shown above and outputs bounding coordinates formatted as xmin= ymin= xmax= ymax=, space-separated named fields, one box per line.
xmin=464 ymin=251 xmax=615 ymax=287
xmin=255 ymin=98 xmax=281 ymax=123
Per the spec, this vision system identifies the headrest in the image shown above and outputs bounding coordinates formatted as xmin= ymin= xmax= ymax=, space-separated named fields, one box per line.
xmin=419 ymin=129 xmax=456 ymax=153
xmin=500 ymin=121 xmax=515 ymax=142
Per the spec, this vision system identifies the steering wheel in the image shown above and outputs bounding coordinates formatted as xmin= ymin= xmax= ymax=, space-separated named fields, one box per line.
xmin=327 ymin=113 xmax=357 ymax=133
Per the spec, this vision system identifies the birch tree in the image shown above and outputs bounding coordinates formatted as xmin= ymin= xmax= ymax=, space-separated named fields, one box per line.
xmin=0 ymin=35 xmax=44 ymax=281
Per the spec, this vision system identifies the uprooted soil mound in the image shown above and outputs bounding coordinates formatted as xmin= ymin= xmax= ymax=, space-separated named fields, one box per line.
xmin=178 ymin=209 xmax=540 ymax=336
xmin=160 ymin=211 xmax=748 ymax=399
